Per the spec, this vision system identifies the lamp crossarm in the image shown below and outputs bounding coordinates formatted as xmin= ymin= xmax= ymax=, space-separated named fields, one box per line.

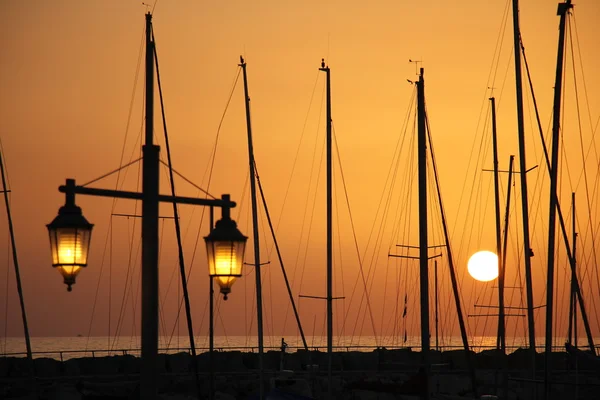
xmin=59 ymin=181 xmax=235 ymax=209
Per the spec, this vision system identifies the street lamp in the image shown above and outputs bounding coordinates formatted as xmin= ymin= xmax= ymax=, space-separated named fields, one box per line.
xmin=47 ymin=184 xmax=248 ymax=296
xmin=46 ymin=189 xmax=94 ymax=292
xmin=204 ymin=206 xmax=247 ymax=300
xmin=46 ymin=12 xmax=246 ymax=400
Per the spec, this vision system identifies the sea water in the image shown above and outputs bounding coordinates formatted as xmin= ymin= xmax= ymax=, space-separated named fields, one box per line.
xmin=2 ymin=335 xmax=594 ymax=361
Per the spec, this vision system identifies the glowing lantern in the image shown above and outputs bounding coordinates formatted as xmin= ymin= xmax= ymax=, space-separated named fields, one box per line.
xmin=204 ymin=208 xmax=247 ymax=300
xmin=47 ymin=190 xmax=93 ymax=291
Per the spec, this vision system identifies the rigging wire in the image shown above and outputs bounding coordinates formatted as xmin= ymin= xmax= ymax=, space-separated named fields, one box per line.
xmin=3 ymin=234 xmax=10 ymax=353
xmin=157 ymin=160 xmax=217 ymax=199
xmin=332 ymin=124 xmax=379 ymax=346
xmin=84 ymin=23 xmax=146 ymax=352
xmin=186 ymin=67 xmax=242 ymax=327
xmin=569 ymin=12 xmax=600 ymax=326
xmin=281 ymin=73 xmax=325 ymax=334
xmin=342 ymin=86 xmax=416 ymax=347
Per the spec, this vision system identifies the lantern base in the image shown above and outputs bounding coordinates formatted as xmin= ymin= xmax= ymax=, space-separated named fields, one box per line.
xmin=220 ymin=287 xmax=231 ymax=300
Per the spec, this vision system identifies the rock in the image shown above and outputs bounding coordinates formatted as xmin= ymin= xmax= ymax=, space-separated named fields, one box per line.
xmin=119 ymin=354 xmax=140 ymax=374
xmin=8 ymin=357 xmax=30 ymax=378
xmin=476 ymin=349 xmax=506 ymax=370
xmin=442 ymin=349 xmax=475 ymax=370
xmin=214 ymin=391 xmax=236 ymax=400
xmin=41 ymin=383 xmax=82 ymax=400
xmin=0 ymin=356 xmax=10 ymax=377
xmin=34 ymin=357 xmax=60 ymax=377
xmin=168 ymin=352 xmax=192 ymax=373
xmin=507 ymin=347 xmax=534 ymax=370
xmin=63 ymin=358 xmax=81 ymax=376
xmin=351 ymin=390 xmax=397 ymax=400
xmin=342 ymin=351 xmax=378 ymax=371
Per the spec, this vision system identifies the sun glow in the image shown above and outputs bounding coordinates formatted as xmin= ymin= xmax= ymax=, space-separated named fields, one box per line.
xmin=467 ymin=251 xmax=499 ymax=282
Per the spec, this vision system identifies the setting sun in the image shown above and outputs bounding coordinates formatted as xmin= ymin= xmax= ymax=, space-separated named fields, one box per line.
xmin=467 ymin=251 xmax=499 ymax=282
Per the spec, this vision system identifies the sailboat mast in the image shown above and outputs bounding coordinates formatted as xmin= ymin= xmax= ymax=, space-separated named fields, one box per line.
xmin=319 ymin=58 xmax=333 ymax=400
xmin=545 ymin=2 xmax=572 ymax=398
xmin=416 ymin=68 xmax=430 ymax=382
xmin=0 ymin=148 xmax=34 ymax=376
xmin=567 ymin=192 xmax=577 ymax=346
xmin=239 ymin=57 xmax=265 ymax=400
xmin=572 ymin=192 xmax=577 ymax=348
xmin=434 ymin=259 xmax=438 ymax=352
xmin=511 ymin=0 xmax=537 ymax=365
xmin=490 ymin=97 xmax=506 ymax=353
xmin=140 ymin=12 xmax=160 ymax=400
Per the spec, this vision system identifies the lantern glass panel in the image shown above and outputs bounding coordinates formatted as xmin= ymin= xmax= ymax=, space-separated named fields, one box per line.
xmin=207 ymin=240 xmax=245 ymax=277
xmin=50 ymin=227 xmax=91 ymax=266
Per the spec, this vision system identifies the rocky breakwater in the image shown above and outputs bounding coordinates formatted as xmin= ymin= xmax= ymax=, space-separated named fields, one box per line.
xmin=1 ymin=347 xmax=599 ymax=399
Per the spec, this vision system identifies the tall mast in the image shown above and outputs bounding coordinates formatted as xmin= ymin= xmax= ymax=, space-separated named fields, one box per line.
xmin=416 ymin=68 xmax=430 ymax=390
xmin=140 ymin=12 xmax=160 ymax=400
xmin=490 ymin=97 xmax=506 ymax=353
xmin=544 ymin=2 xmax=572 ymax=398
xmin=434 ymin=259 xmax=439 ymax=352
xmin=319 ymin=58 xmax=333 ymax=400
xmin=500 ymin=155 xmax=515 ymax=400
xmin=0 ymin=147 xmax=35 ymax=380
xmin=511 ymin=0 xmax=536 ymax=367
xmin=239 ymin=57 xmax=265 ymax=400
xmin=567 ymin=192 xmax=577 ymax=346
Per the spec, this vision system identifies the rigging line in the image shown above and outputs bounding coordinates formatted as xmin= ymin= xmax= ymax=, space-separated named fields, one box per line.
xmin=426 ymin=110 xmax=476 ymax=357
xmin=452 ymin=103 xmax=491 ymax=262
xmin=111 ymin=216 xmax=137 ymax=349
xmin=157 ymin=159 xmax=216 ymax=199
xmin=384 ymin=92 xmax=417 ymax=250
xmin=267 ymin=71 xmax=321 ymax=258
xmin=569 ymin=15 xmax=600 ymax=311
xmin=112 ymin=159 xmax=143 ymax=348
xmin=375 ymin=120 xmax=417 ymax=343
xmin=254 ymin=163 xmax=308 ymax=350
xmin=342 ymin=88 xmax=416 ymax=342
xmin=79 ymin=158 xmax=143 ymax=188
xmin=490 ymin=0 xmax=512 ymax=89
xmin=572 ymin=12 xmax=600 ymax=169
xmin=454 ymin=104 xmax=492 ymax=315
xmin=386 ymin=130 xmax=417 ymax=338
xmin=109 ymin=216 xmax=113 ymax=351
xmin=3 ymin=235 xmax=10 ymax=351
xmin=113 ymin=153 xmax=145 ymax=344
xmin=186 ymin=66 xmax=241 ymax=288
xmin=450 ymin=0 xmax=510 ymax=242
xmin=85 ymin=24 xmax=146 ymax=347
xmin=282 ymin=73 xmax=326 ymax=333
xmin=153 ymin=35 xmax=201 ymax=384
xmin=332 ymin=125 xmax=378 ymax=345
xmin=522 ymin=24 xmax=597 ymax=349
xmin=380 ymin=136 xmax=417 ymax=342
xmin=157 ymin=219 xmax=170 ymax=342
xmin=293 ymin=130 xmax=325 ymax=316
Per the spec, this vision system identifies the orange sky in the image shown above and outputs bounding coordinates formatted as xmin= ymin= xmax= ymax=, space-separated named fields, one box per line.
xmin=0 ymin=0 xmax=599 ymax=347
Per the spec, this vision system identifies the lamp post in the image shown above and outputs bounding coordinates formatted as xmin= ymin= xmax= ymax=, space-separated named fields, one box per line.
xmin=46 ymin=12 xmax=247 ymax=400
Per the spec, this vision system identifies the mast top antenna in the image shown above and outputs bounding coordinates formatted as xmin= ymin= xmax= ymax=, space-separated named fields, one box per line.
xmin=409 ymin=59 xmax=423 ymax=76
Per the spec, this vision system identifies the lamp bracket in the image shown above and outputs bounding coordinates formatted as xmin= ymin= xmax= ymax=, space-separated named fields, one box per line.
xmin=59 ymin=180 xmax=235 ymax=209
